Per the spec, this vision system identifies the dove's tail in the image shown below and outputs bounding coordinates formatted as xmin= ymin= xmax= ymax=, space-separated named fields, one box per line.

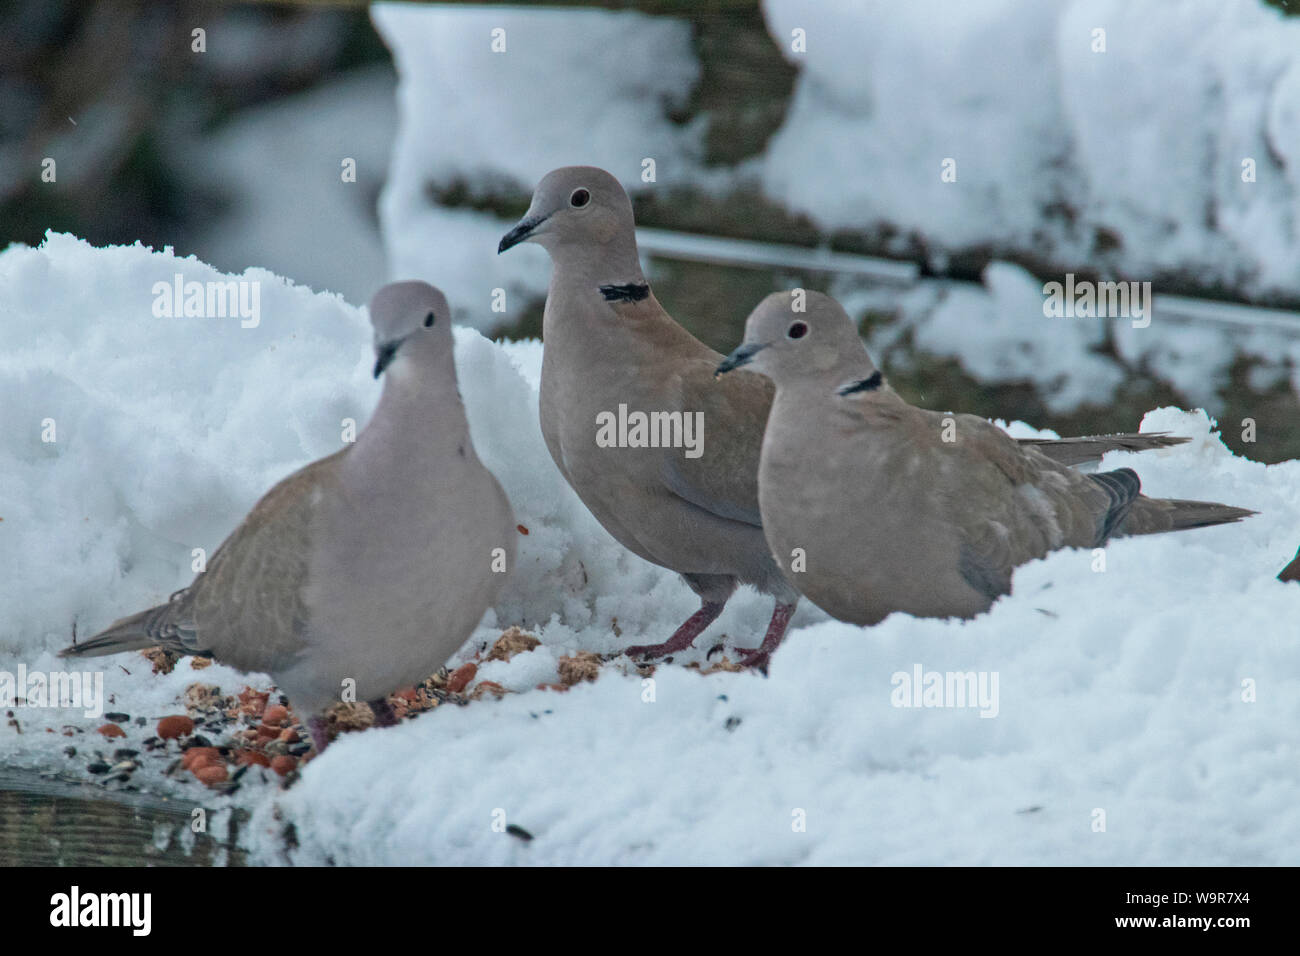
xmin=59 ymin=604 xmax=180 ymax=658
xmin=1118 ymin=496 xmax=1257 ymax=537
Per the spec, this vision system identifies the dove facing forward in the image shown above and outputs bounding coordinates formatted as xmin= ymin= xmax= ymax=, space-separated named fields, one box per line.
xmin=61 ymin=282 xmax=517 ymax=751
xmin=716 ymin=291 xmax=1255 ymax=629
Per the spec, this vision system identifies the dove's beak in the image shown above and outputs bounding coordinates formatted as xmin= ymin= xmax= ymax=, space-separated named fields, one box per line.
xmin=373 ymin=339 xmax=402 ymax=378
xmin=715 ymin=342 xmax=768 ymax=377
xmin=498 ymin=214 xmax=549 ymax=254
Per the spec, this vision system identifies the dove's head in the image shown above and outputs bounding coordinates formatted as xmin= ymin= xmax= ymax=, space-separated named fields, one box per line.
xmin=716 ymin=291 xmax=884 ymax=394
xmin=368 ymin=281 xmax=453 ymax=380
xmin=498 ymin=166 xmax=637 ymax=262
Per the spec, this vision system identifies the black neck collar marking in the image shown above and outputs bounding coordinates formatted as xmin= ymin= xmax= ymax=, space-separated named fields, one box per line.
xmin=838 ymin=370 xmax=883 ymax=395
xmin=599 ymin=282 xmax=650 ymax=303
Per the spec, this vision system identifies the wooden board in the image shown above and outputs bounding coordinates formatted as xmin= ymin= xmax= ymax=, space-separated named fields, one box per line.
xmin=0 ymin=768 xmax=247 ymax=867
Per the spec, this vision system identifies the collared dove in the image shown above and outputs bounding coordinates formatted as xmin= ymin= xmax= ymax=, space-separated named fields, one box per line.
xmin=499 ymin=165 xmax=1191 ymax=668
xmin=716 ymin=290 xmax=1255 ymax=630
xmin=61 ymin=281 xmax=516 ymax=751
xmin=499 ymin=166 xmax=799 ymax=667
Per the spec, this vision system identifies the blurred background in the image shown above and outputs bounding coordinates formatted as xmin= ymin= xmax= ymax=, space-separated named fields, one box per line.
xmin=3 ymin=0 xmax=1299 ymax=460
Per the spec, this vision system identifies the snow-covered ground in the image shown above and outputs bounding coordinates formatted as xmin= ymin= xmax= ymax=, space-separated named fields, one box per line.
xmin=2 ymin=237 xmax=1298 ymax=865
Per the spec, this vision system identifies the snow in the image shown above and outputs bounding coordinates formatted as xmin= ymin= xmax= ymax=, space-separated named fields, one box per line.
xmin=371 ymin=3 xmax=704 ymax=331
xmin=253 ymin=399 xmax=1300 ymax=865
xmin=2 ymin=236 xmax=1298 ymax=864
xmin=829 ymin=260 xmax=1300 ymax=416
xmin=185 ymin=3 xmax=707 ymax=332
xmin=912 ymin=262 xmax=1127 ymax=413
xmin=252 ymin=406 xmax=1300 ymax=866
xmin=366 ymin=0 xmax=1300 ymax=414
xmin=760 ymin=0 xmax=1300 ymax=300
xmin=184 ymin=67 xmax=398 ymax=306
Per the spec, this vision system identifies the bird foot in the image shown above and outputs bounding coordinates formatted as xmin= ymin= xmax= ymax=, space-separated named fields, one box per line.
xmin=733 ymin=647 xmax=771 ymax=672
xmin=732 ymin=601 xmax=796 ymax=674
xmin=623 ymin=600 xmax=727 ymax=661
xmin=624 ymin=640 xmax=682 ymax=661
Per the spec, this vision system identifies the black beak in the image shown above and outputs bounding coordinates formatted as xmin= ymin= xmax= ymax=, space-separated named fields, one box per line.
xmin=715 ymin=342 xmax=768 ymax=377
xmin=373 ymin=339 xmax=401 ymax=379
xmin=498 ymin=214 xmax=547 ymax=254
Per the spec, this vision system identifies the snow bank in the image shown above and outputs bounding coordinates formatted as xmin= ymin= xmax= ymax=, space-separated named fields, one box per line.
xmin=185 ymin=67 xmax=398 ymax=306
xmin=761 ymin=0 xmax=1300 ymax=299
xmin=3 ymin=236 xmax=1298 ymax=865
xmin=372 ymin=3 xmax=704 ymax=331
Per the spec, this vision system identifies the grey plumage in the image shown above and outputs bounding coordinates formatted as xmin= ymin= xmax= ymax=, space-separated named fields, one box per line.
xmin=62 ymin=282 xmax=516 ymax=743
xmin=718 ymin=290 xmax=1255 ymax=628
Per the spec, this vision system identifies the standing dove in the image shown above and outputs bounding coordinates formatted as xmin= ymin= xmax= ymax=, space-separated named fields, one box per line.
xmin=716 ymin=290 xmax=1255 ymax=630
xmin=61 ymin=281 xmax=516 ymax=751
xmin=499 ymin=166 xmax=1190 ymax=668
xmin=499 ymin=166 xmax=797 ymax=666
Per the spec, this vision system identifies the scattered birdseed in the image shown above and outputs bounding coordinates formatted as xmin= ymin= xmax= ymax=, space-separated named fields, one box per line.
xmin=487 ymin=626 xmax=541 ymax=662
xmin=557 ymin=651 xmax=602 ymax=686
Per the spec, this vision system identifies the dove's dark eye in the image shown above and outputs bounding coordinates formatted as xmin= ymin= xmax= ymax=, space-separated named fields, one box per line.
xmin=787 ymin=321 xmax=808 ymax=339
xmin=570 ymin=188 xmax=590 ymax=208
xmin=424 ymin=311 xmax=436 ymax=327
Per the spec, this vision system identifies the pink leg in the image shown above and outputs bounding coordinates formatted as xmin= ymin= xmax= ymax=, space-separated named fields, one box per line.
xmin=625 ymin=601 xmax=727 ymax=660
xmin=735 ymin=602 xmax=797 ymax=672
